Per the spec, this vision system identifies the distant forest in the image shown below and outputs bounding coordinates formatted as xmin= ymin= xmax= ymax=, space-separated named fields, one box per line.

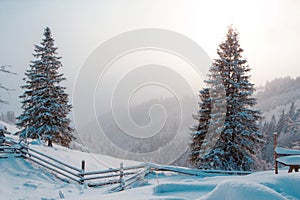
xmin=256 ymin=76 xmax=300 ymax=168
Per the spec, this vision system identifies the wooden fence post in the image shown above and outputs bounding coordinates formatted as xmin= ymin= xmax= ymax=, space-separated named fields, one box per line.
xmin=274 ymin=132 xmax=278 ymax=174
xmin=81 ymin=160 xmax=85 ymax=183
xmin=119 ymin=162 xmax=125 ymax=189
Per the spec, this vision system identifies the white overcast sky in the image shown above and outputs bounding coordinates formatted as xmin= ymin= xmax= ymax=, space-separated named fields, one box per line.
xmin=0 ymin=0 xmax=300 ymax=113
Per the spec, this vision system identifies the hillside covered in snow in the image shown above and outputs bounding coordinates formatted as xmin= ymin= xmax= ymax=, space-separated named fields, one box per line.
xmin=255 ymin=76 xmax=300 ymax=122
xmin=1 ymin=126 xmax=300 ymax=200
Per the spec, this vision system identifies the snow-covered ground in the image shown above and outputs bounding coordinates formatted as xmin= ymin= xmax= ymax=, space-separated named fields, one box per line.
xmin=1 ymin=120 xmax=300 ymax=200
xmin=1 ymin=141 xmax=300 ymax=199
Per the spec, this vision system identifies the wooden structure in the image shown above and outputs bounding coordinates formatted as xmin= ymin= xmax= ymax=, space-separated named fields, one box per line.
xmin=1 ymin=137 xmax=253 ymax=192
xmin=274 ymin=132 xmax=300 ymax=174
xmin=0 ymin=138 xmax=147 ymax=188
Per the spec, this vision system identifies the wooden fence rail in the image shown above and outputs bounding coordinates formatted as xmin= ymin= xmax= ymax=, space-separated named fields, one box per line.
xmin=1 ymin=137 xmax=254 ymax=192
xmin=20 ymin=144 xmax=82 ymax=172
xmin=1 ymin=138 xmax=147 ymax=187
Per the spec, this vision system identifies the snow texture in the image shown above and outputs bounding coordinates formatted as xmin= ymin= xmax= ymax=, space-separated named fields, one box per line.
xmin=275 ymin=147 xmax=300 ymax=155
xmin=277 ymin=155 xmax=300 ymax=165
xmin=1 ymin=136 xmax=300 ymax=199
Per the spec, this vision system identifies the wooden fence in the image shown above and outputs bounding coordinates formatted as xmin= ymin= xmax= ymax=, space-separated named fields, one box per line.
xmin=1 ymin=137 xmax=252 ymax=192
xmin=0 ymin=138 xmax=148 ymax=189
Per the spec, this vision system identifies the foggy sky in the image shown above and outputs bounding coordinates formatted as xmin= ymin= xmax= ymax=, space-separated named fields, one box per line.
xmin=1 ymin=0 xmax=300 ymax=114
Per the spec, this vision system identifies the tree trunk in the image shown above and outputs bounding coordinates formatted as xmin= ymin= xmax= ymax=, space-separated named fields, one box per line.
xmin=48 ymin=139 xmax=53 ymax=147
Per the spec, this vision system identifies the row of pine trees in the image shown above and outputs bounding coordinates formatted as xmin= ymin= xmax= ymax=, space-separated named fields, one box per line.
xmin=12 ymin=26 xmax=264 ymax=171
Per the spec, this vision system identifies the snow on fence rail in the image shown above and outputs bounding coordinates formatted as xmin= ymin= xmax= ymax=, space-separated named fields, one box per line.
xmin=147 ymin=163 xmax=252 ymax=176
xmin=1 ymin=137 xmax=254 ymax=192
xmin=0 ymin=138 xmax=148 ymax=187
xmin=20 ymin=146 xmax=147 ymax=187
xmin=0 ymin=138 xmax=22 ymax=158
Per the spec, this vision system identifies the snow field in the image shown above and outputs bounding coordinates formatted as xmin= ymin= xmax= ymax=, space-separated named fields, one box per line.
xmin=1 ymin=140 xmax=300 ymax=199
xmin=1 ymin=121 xmax=300 ymax=199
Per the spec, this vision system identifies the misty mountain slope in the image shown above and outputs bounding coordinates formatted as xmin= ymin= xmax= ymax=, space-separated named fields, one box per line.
xmin=255 ymin=76 xmax=300 ymax=121
xmin=78 ymin=96 xmax=196 ymax=164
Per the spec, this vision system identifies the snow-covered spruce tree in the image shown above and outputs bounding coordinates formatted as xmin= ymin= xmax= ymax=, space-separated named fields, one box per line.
xmin=16 ymin=27 xmax=74 ymax=147
xmin=196 ymin=26 xmax=263 ymax=171
xmin=190 ymin=66 xmax=226 ymax=169
xmin=190 ymin=88 xmax=211 ymax=166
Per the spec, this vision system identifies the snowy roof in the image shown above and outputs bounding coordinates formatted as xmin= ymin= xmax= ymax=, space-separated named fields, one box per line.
xmin=275 ymin=147 xmax=300 ymax=155
xmin=276 ymin=155 xmax=300 ymax=165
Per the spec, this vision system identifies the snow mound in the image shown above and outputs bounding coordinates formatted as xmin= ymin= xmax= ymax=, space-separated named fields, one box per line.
xmin=199 ymin=179 xmax=286 ymax=200
xmin=153 ymin=182 xmax=214 ymax=194
xmin=0 ymin=157 xmax=70 ymax=200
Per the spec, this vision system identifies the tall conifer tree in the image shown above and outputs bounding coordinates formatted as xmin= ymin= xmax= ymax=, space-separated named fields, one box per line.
xmin=17 ymin=27 xmax=74 ymax=147
xmin=190 ymin=88 xmax=211 ymax=165
xmin=191 ymin=26 xmax=263 ymax=170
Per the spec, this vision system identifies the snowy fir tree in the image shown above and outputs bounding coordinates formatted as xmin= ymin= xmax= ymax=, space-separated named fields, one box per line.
xmin=190 ymin=60 xmax=226 ymax=168
xmin=16 ymin=27 xmax=74 ymax=147
xmin=192 ymin=26 xmax=263 ymax=171
xmin=193 ymin=66 xmax=227 ymax=169
xmin=190 ymin=88 xmax=211 ymax=166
